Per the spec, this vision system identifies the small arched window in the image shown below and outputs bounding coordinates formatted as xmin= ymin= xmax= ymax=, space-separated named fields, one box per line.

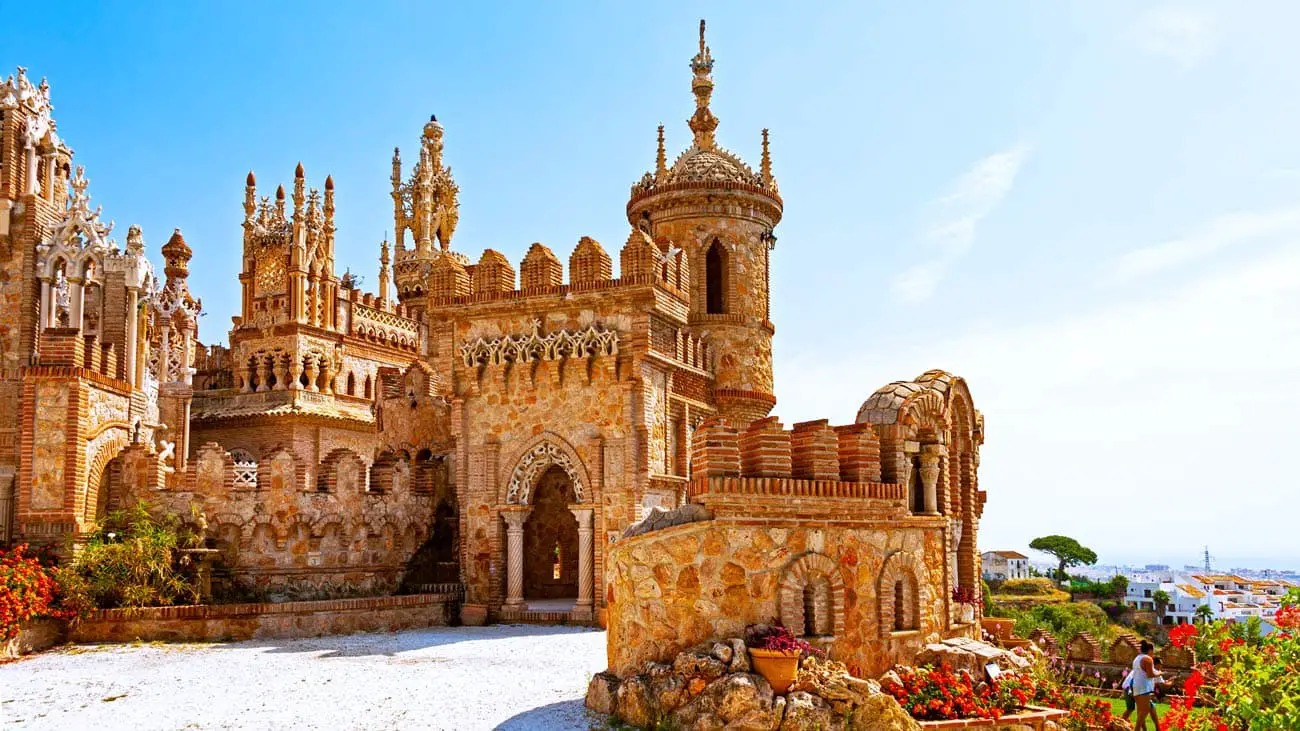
xmin=803 ymin=578 xmax=832 ymax=637
xmin=894 ymin=580 xmax=908 ymax=631
xmin=363 ymin=374 xmax=372 ymax=399
xmin=705 ymin=240 xmax=726 ymax=314
xmin=346 ymin=371 xmax=356 ymax=396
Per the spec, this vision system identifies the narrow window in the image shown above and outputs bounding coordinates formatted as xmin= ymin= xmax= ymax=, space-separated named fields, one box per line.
xmin=552 ymin=542 xmax=562 ymax=580
xmin=364 ymin=374 xmax=372 ymax=399
xmin=894 ymin=580 xmax=906 ymax=631
xmin=706 ymin=240 xmax=725 ymax=314
xmin=347 ymin=372 xmax=356 ymax=396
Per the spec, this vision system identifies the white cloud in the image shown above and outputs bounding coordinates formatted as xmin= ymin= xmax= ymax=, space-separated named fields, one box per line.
xmin=1109 ymin=206 xmax=1300 ymax=282
xmin=1136 ymin=7 xmax=1217 ymax=67
xmin=781 ymin=212 xmax=1300 ymax=562
xmin=892 ymin=145 xmax=1029 ymax=303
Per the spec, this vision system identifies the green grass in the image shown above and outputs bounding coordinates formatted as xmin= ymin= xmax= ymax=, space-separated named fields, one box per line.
xmin=1085 ymin=694 xmax=1173 ymax=718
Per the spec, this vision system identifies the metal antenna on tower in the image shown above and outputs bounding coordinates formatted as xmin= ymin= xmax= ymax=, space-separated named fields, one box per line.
xmin=1203 ymin=545 xmax=1215 ymax=573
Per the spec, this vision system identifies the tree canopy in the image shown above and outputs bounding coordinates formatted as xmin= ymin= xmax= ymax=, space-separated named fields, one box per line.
xmin=1028 ymin=535 xmax=1098 ymax=581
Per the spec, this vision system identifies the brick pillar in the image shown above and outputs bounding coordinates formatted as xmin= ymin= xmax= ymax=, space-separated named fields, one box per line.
xmin=835 ymin=423 xmax=881 ymax=482
xmin=791 ymin=419 xmax=839 ymax=480
xmin=690 ymin=417 xmax=740 ymax=478
xmin=738 ymin=416 xmax=790 ymax=477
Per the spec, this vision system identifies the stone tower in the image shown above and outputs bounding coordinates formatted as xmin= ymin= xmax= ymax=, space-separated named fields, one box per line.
xmin=391 ymin=115 xmax=463 ymax=319
xmin=237 ymin=164 xmax=338 ymax=331
xmin=626 ymin=21 xmax=783 ymax=428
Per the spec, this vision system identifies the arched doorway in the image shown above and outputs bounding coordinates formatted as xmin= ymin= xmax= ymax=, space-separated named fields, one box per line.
xmin=94 ymin=454 xmax=126 ymax=520
xmin=522 ymin=466 xmax=578 ymax=601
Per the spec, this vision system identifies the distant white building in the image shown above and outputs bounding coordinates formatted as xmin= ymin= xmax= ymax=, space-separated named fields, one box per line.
xmin=1122 ymin=573 xmax=1296 ymax=625
xmin=982 ymin=550 xmax=1030 ymax=580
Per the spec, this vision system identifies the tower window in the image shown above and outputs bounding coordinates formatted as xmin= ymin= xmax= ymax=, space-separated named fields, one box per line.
xmin=706 ymin=240 xmax=726 ymax=314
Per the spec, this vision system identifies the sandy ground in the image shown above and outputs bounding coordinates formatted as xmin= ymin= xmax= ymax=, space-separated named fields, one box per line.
xmin=0 ymin=625 xmax=609 ymax=730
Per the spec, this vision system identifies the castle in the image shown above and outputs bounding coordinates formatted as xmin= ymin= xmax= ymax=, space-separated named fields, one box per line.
xmin=0 ymin=22 xmax=986 ymax=652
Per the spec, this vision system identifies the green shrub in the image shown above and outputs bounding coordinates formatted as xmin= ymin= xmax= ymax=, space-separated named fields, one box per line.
xmin=61 ymin=501 xmax=204 ymax=609
xmin=1003 ymin=601 xmax=1117 ymax=646
xmin=999 ymin=578 xmax=1058 ymax=596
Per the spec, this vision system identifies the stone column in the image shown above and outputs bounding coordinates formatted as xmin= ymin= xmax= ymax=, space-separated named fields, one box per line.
xmin=272 ymin=354 xmax=288 ymax=391
xmin=256 ymin=356 xmax=271 ymax=392
xmin=181 ymin=331 xmax=194 ymax=385
xmin=919 ymin=446 xmax=944 ymax=516
xmin=288 ymin=355 xmax=303 ymax=391
xmin=25 ymin=143 xmax=38 ymax=195
xmin=502 ymin=508 xmax=530 ymax=609
xmin=570 ymin=505 xmax=595 ymax=620
xmin=68 ymin=277 xmax=84 ymax=329
xmin=38 ymin=277 xmax=53 ymax=329
xmin=158 ymin=321 xmax=172 ymax=382
xmin=125 ymin=288 xmax=139 ymax=385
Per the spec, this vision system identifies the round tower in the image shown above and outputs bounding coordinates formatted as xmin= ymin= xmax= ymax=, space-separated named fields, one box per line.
xmin=626 ymin=20 xmax=783 ymax=428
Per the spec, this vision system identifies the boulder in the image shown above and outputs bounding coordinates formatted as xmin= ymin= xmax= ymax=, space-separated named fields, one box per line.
xmin=615 ymin=675 xmax=657 ymax=728
xmin=646 ymin=662 xmax=688 ymax=712
xmin=585 ymin=671 xmax=620 ymax=715
xmin=791 ymin=656 xmax=881 ymax=714
xmin=710 ymin=640 xmax=734 ymax=665
xmin=673 ymin=673 xmax=776 ymax=730
xmin=779 ymin=691 xmax=838 ymax=730
xmin=728 ymin=638 xmax=751 ymax=673
xmin=674 ymin=650 xmax=728 ymax=681
xmin=846 ymin=694 xmax=920 ymax=731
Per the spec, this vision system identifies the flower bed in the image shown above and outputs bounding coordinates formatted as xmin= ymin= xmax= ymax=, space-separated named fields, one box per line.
xmin=1158 ymin=595 xmax=1300 ymax=731
xmin=1 ymin=544 xmax=77 ymax=651
xmin=883 ymin=661 xmax=1121 ymax=729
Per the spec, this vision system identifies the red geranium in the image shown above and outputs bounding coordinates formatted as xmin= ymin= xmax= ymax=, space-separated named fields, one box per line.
xmin=0 ymin=544 xmax=77 ymax=642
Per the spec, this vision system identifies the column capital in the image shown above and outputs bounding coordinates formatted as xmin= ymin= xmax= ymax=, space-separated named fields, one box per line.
xmin=500 ymin=506 xmax=531 ymax=530
xmin=568 ymin=504 xmax=594 ymax=529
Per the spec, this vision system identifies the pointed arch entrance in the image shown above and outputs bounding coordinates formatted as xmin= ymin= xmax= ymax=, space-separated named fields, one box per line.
xmin=499 ymin=435 xmax=595 ymax=619
xmin=522 ymin=466 xmax=578 ymax=600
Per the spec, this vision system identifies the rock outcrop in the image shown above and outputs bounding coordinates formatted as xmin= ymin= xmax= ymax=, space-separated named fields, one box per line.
xmin=587 ymin=639 xmax=919 ymax=730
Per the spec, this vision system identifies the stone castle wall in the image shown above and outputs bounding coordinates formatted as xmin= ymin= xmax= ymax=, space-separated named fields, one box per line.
xmin=604 ymin=518 xmax=953 ymax=679
xmin=111 ymin=438 xmax=444 ymax=599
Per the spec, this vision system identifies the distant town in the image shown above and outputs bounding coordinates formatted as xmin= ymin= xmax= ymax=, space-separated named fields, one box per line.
xmin=983 ymin=547 xmax=1298 ymax=632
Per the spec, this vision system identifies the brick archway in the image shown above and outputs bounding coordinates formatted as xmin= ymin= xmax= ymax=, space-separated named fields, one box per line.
xmin=779 ymin=552 xmax=846 ymax=638
xmin=878 ymin=549 xmax=927 ymax=638
xmin=502 ymin=433 xmax=590 ymax=505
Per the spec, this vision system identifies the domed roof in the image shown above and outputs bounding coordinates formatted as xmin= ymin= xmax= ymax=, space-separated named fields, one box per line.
xmin=662 ymin=146 xmax=757 ymax=185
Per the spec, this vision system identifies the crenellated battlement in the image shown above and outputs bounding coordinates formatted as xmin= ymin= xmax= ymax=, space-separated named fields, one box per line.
xmin=419 ymin=229 xmax=689 ymax=308
xmin=690 ymin=415 xmax=887 ymax=488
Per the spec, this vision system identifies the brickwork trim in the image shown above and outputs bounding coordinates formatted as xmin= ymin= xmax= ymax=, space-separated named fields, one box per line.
xmin=778 ymin=551 xmax=845 ymax=639
xmin=500 ymin=432 xmax=592 ymax=505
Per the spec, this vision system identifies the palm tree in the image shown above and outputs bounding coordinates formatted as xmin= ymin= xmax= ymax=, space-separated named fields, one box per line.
xmin=1194 ymin=604 xmax=1214 ymax=624
xmin=1153 ymin=589 xmax=1171 ymax=624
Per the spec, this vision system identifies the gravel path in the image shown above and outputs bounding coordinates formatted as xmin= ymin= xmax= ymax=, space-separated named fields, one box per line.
xmin=0 ymin=625 xmax=609 ymax=730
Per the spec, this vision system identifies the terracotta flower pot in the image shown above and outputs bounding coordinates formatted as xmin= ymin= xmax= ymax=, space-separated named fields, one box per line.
xmin=748 ymin=647 xmax=801 ymax=694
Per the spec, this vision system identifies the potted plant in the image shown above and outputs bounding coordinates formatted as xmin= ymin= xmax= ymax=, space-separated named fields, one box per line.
xmin=953 ymin=585 xmax=978 ymax=623
xmin=744 ymin=624 xmax=822 ymax=694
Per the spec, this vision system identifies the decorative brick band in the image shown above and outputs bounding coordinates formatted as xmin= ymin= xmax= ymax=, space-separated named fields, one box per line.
xmin=688 ymin=476 xmax=905 ymax=500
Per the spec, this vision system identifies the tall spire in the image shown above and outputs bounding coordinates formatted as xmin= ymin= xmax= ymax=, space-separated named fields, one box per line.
xmin=760 ymin=128 xmax=772 ymax=187
xmin=655 ymin=124 xmax=667 ymax=179
xmin=688 ymin=19 xmax=718 ymax=150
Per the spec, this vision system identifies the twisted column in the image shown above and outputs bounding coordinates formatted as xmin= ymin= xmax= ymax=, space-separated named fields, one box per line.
xmin=570 ymin=506 xmax=595 ymax=618
xmin=502 ymin=508 xmax=530 ymax=609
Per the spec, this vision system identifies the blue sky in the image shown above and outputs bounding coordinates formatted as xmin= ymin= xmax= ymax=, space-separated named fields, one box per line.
xmin=5 ymin=1 xmax=1299 ymax=569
